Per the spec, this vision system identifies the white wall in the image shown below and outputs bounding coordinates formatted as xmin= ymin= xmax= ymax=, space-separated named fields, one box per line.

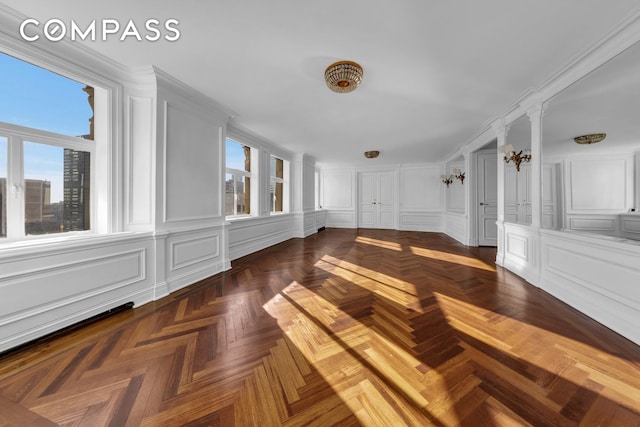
xmin=320 ymin=164 xmax=443 ymax=232
xmin=321 ymin=168 xmax=358 ymax=228
xmin=442 ymin=160 xmax=467 ymax=243
xmin=0 ymin=10 xmax=316 ymax=352
xmin=561 ymin=155 xmax=634 ymax=236
xmin=399 ymin=165 xmax=443 ymax=231
xmin=499 ymin=226 xmax=640 ymax=344
xmin=465 ymin=14 xmax=640 ymax=346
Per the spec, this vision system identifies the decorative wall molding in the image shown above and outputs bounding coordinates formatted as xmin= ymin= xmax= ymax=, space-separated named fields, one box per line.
xmin=0 ymin=234 xmax=156 ymax=353
xmin=399 ymin=212 xmax=443 ymax=232
xmin=326 ymin=210 xmax=357 ymax=228
xmin=540 ymin=228 xmax=640 ymax=345
xmin=227 ymin=215 xmax=294 ymax=260
xmin=443 ymin=212 xmax=467 ymax=244
xmin=126 ymin=95 xmax=155 ymax=229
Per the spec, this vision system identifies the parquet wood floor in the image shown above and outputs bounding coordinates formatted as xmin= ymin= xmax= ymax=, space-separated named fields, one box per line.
xmin=1 ymin=228 xmax=639 ymax=426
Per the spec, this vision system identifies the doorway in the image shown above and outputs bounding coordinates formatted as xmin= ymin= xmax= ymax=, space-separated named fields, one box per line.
xmin=358 ymin=171 xmax=396 ymax=229
xmin=476 ymin=149 xmax=498 ymax=246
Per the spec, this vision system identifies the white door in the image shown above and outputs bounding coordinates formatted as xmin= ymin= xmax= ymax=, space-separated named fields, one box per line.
xmin=477 ymin=152 xmax=498 ymax=246
xmin=505 ymin=163 xmax=532 ymax=224
xmin=358 ymin=172 xmax=396 ymax=229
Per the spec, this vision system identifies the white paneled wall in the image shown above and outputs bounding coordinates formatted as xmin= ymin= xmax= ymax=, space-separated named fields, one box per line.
xmin=0 ymin=234 xmax=157 ymax=352
xmin=321 ymin=169 xmax=357 ymax=228
xmin=320 ymin=165 xmax=444 ymax=232
xmin=399 ymin=166 xmax=443 ymax=231
xmin=540 ymin=229 xmax=640 ymax=344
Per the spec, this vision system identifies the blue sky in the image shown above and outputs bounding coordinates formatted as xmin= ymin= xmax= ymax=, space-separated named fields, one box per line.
xmin=226 ymin=138 xmax=247 ymax=172
xmin=0 ymin=53 xmax=91 ymax=136
xmin=1 ymin=52 xmax=91 ymax=202
xmin=1 ymin=52 xmax=244 ymax=203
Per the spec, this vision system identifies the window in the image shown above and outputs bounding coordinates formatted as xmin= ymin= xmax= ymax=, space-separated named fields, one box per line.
xmin=0 ymin=53 xmax=94 ymax=241
xmin=225 ymin=138 xmax=253 ymax=217
xmin=270 ymin=155 xmax=288 ymax=213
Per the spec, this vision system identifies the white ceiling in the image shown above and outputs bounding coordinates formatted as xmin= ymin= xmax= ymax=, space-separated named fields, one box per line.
xmin=2 ymin=1 xmax=640 ymax=166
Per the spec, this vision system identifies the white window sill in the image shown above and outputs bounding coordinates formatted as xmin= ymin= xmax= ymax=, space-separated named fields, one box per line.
xmin=0 ymin=231 xmax=153 ymax=258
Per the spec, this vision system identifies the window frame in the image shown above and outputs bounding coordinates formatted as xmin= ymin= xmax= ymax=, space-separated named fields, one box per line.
xmin=0 ymin=121 xmax=96 ymax=242
xmin=270 ymin=154 xmax=289 ymax=214
xmin=225 ymin=137 xmax=255 ymax=218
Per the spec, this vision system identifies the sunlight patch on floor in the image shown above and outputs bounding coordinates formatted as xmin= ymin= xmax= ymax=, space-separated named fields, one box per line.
xmin=315 ymin=255 xmax=423 ymax=308
xmin=355 ymin=236 xmax=403 ymax=251
xmin=434 ymin=291 xmax=640 ymax=401
xmin=262 ymin=281 xmax=453 ymax=426
xmin=410 ymin=246 xmax=496 ymax=272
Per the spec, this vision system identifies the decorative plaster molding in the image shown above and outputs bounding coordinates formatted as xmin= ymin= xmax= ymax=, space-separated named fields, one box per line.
xmin=526 ymin=103 xmax=545 ymax=121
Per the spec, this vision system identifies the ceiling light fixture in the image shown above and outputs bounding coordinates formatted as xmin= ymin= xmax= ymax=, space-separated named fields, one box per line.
xmin=364 ymin=150 xmax=379 ymax=159
xmin=574 ymin=133 xmax=606 ymax=144
xmin=325 ymin=60 xmax=363 ymax=93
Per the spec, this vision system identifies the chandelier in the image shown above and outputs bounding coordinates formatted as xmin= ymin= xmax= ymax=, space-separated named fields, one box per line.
xmin=325 ymin=61 xmax=364 ymax=93
xmin=574 ymin=133 xmax=606 ymax=145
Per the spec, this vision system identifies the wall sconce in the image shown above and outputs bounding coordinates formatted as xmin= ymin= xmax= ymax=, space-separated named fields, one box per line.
xmin=499 ymin=144 xmax=531 ymax=172
xmin=441 ymin=175 xmax=453 ymax=187
xmin=453 ymin=168 xmax=465 ymax=184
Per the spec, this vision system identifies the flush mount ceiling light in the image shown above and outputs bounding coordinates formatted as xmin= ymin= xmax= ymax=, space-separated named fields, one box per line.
xmin=364 ymin=150 xmax=379 ymax=159
xmin=325 ymin=60 xmax=363 ymax=93
xmin=574 ymin=133 xmax=606 ymax=145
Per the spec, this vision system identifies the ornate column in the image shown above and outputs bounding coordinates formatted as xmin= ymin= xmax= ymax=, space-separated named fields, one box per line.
xmin=527 ymin=103 xmax=544 ymax=229
xmin=492 ymin=119 xmax=509 ymax=265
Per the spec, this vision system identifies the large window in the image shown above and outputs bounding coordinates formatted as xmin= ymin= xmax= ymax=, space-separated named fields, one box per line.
xmin=0 ymin=53 xmax=94 ymax=241
xmin=225 ymin=138 xmax=253 ymax=217
xmin=270 ymin=155 xmax=288 ymax=213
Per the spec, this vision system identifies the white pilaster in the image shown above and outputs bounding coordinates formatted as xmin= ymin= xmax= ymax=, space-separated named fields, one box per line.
xmin=527 ymin=104 xmax=544 ymax=229
xmin=492 ymin=119 xmax=509 ymax=265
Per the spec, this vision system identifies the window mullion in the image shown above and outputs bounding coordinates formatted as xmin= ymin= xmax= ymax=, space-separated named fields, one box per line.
xmin=6 ymin=135 xmax=25 ymax=239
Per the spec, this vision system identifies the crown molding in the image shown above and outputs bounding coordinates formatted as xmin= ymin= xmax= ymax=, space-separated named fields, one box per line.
xmin=446 ymin=6 xmax=640 ymax=164
xmin=227 ymin=121 xmax=294 ymax=160
xmin=153 ymin=66 xmax=236 ymax=121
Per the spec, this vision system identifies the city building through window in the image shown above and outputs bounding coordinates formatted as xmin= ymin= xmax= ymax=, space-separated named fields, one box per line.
xmin=225 ymin=138 xmax=252 ymax=217
xmin=0 ymin=53 xmax=94 ymax=240
xmin=270 ymin=155 xmax=286 ymax=213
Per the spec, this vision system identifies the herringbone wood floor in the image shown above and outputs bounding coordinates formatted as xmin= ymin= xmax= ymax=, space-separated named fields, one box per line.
xmin=1 ymin=229 xmax=639 ymax=426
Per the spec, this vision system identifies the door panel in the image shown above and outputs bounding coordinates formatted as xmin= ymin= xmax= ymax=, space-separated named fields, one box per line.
xmin=358 ymin=173 xmax=376 ymax=228
xmin=477 ymin=153 xmax=498 ymax=246
xmin=358 ymin=172 xmax=396 ymax=229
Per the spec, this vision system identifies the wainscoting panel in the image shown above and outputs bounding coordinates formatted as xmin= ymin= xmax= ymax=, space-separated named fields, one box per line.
xmin=292 ymin=210 xmax=328 ymax=238
xmin=506 ymin=233 xmax=528 ymax=260
xmin=326 ymin=210 xmax=357 ymax=228
xmin=540 ymin=229 xmax=640 ymax=345
xmin=0 ymin=234 xmax=156 ymax=353
xmin=228 ymin=215 xmax=293 ymax=260
xmin=502 ymin=223 xmax=539 ymax=284
xmin=399 ymin=211 xmax=443 ymax=232
xmin=621 ymin=214 xmax=640 ymax=240
xmin=165 ymin=226 xmax=227 ymax=293
xmin=443 ymin=212 xmax=466 ymax=244
xmin=566 ymin=214 xmax=619 ymax=236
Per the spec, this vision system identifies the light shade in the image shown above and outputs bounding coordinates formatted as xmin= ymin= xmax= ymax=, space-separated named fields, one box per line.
xmin=364 ymin=150 xmax=379 ymax=158
xmin=574 ymin=133 xmax=606 ymax=144
xmin=325 ymin=61 xmax=363 ymax=93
